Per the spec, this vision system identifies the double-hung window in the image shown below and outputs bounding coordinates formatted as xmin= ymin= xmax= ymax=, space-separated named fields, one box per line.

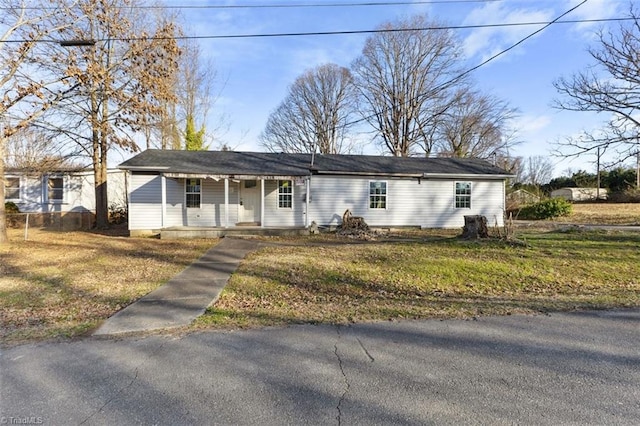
xmin=46 ymin=176 xmax=64 ymax=203
xmin=455 ymin=182 xmax=471 ymax=208
xmin=186 ymin=178 xmax=201 ymax=208
xmin=278 ymin=180 xmax=292 ymax=208
xmin=5 ymin=177 xmax=20 ymax=201
xmin=369 ymin=181 xmax=387 ymax=209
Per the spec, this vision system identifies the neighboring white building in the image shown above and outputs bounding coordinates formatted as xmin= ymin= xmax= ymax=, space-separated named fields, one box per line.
xmin=550 ymin=187 xmax=608 ymax=202
xmin=119 ymin=150 xmax=514 ymax=236
xmin=4 ymin=168 xmax=127 ymax=213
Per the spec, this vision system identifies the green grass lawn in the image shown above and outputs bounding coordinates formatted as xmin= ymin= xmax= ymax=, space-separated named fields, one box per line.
xmin=196 ymin=229 xmax=640 ymax=329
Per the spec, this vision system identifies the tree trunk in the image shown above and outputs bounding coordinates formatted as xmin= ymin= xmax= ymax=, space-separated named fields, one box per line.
xmin=94 ymin=128 xmax=109 ymax=229
xmin=462 ymin=215 xmax=489 ymax=239
xmin=0 ymin=136 xmax=7 ymax=244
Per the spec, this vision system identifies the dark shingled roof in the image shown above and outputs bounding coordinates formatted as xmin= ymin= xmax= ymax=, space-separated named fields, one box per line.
xmin=119 ymin=149 xmax=512 ymax=177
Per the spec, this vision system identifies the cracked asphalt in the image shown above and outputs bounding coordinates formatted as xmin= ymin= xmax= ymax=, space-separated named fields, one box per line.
xmin=1 ymin=309 xmax=639 ymax=425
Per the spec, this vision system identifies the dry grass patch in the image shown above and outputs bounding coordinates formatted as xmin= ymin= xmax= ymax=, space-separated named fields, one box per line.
xmin=559 ymin=203 xmax=640 ymax=225
xmin=197 ymin=230 xmax=640 ymax=328
xmin=0 ymin=229 xmax=213 ymax=344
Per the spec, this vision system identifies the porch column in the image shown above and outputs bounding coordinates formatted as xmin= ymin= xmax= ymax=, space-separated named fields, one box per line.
xmin=224 ymin=178 xmax=229 ymax=228
xmin=260 ymin=178 xmax=265 ymax=228
xmin=161 ymin=174 xmax=166 ymax=228
xmin=305 ymin=176 xmax=310 ymax=228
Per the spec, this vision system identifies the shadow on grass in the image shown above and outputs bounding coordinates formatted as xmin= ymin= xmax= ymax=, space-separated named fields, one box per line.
xmin=1 ymin=230 xmax=216 ymax=343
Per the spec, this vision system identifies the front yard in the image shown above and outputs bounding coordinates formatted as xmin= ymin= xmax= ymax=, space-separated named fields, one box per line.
xmin=196 ymin=229 xmax=640 ymax=329
xmin=2 ymin=203 xmax=640 ymax=346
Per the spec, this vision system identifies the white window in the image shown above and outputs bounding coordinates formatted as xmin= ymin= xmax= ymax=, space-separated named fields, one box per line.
xmin=5 ymin=177 xmax=20 ymax=200
xmin=455 ymin=182 xmax=471 ymax=209
xmin=278 ymin=180 xmax=292 ymax=208
xmin=46 ymin=176 xmax=64 ymax=203
xmin=369 ymin=181 xmax=387 ymax=209
xmin=186 ymin=178 xmax=201 ymax=208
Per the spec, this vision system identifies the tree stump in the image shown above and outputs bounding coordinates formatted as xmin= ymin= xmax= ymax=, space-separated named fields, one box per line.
xmin=341 ymin=209 xmax=369 ymax=231
xmin=462 ymin=215 xmax=489 ymax=239
xmin=337 ymin=209 xmax=371 ymax=238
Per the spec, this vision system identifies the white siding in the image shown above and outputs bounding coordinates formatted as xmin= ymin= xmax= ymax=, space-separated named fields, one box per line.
xmin=106 ymin=171 xmax=128 ymax=209
xmin=263 ymin=180 xmax=305 ymax=227
xmin=128 ymin=174 xmax=163 ymax=230
xmin=8 ymin=170 xmax=126 ymax=214
xmin=210 ymin=179 xmax=239 ymax=226
xmin=162 ymin=178 xmax=240 ymax=227
xmin=164 ymin=177 xmax=184 ymax=227
xmin=125 ymin=173 xmax=506 ymax=231
xmin=422 ymin=180 xmax=506 ymax=228
xmin=308 ymin=176 xmax=506 ymax=228
xmin=12 ymin=175 xmax=43 ymax=212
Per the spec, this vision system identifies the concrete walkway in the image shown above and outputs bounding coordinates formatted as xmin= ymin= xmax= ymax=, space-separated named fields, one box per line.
xmin=94 ymin=237 xmax=260 ymax=336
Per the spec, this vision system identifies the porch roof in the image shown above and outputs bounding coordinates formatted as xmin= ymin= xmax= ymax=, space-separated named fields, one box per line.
xmin=119 ymin=150 xmax=513 ymax=178
xmin=120 ymin=150 xmax=311 ymax=177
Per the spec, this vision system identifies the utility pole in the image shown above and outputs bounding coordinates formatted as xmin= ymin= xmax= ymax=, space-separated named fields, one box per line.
xmin=596 ymin=147 xmax=601 ymax=200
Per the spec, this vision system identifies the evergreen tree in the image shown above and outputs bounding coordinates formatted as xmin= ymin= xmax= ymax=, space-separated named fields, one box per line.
xmin=184 ymin=115 xmax=207 ymax=151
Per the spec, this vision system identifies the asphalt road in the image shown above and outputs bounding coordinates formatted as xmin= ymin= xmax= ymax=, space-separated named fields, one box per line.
xmin=1 ymin=309 xmax=639 ymax=425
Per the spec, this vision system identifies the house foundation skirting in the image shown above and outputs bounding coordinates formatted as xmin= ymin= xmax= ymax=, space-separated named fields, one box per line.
xmin=157 ymin=226 xmax=309 ymax=239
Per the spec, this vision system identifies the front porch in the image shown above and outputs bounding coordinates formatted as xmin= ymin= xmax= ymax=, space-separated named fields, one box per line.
xmin=158 ymin=226 xmax=309 ymax=239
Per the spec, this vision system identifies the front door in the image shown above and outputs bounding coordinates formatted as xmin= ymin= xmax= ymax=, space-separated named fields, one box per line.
xmin=239 ymin=180 xmax=260 ymax=224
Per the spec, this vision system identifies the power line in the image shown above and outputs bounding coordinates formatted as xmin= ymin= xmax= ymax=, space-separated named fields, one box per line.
xmin=341 ymin=0 xmax=589 ymax=131
xmin=168 ymin=17 xmax=631 ymax=42
xmin=3 ymin=16 xmax=630 ymax=44
xmin=444 ymin=0 xmax=590 ymax=88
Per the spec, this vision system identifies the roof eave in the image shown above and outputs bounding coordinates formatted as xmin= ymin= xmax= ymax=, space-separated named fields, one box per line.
xmin=163 ymin=172 xmax=307 ymax=180
xmin=314 ymin=170 xmax=424 ymax=178
xmin=422 ymin=173 xmax=515 ymax=179
xmin=118 ymin=165 xmax=170 ymax=171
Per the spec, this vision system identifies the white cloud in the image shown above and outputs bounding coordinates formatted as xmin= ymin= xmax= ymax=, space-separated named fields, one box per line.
xmin=517 ymin=114 xmax=553 ymax=135
xmin=462 ymin=3 xmax=555 ymax=62
xmin=554 ymin=0 xmax=626 ymax=41
xmin=569 ymin=0 xmax=615 ymax=19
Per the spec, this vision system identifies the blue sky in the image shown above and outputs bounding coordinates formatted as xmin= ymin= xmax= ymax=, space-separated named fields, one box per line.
xmin=172 ymin=0 xmax=631 ymax=177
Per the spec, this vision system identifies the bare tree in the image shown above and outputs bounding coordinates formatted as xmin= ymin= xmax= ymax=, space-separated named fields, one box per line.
xmin=177 ymin=39 xmax=227 ymax=150
xmin=260 ymin=63 xmax=356 ymax=154
xmin=38 ymin=0 xmax=181 ymax=228
xmin=502 ymin=155 xmax=524 ymax=182
xmin=553 ymin=3 xmax=640 ymax=168
xmin=5 ymin=129 xmax=77 ymax=171
xmin=143 ymin=12 xmax=182 ymax=150
xmin=351 ymin=15 xmax=465 ymax=157
xmin=435 ymin=87 xmax=519 ymax=159
xmin=522 ymin=156 xmax=554 ymax=186
xmin=0 ymin=0 xmax=78 ymax=243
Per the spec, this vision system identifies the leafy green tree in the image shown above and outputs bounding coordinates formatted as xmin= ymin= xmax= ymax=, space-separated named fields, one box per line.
xmin=571 ymin=170 xmax=598 ymax=188
xmin=602 ymin=167 xmax=637 ymax=192
xmin=184 ymin=115 xmax=208 ymax=151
